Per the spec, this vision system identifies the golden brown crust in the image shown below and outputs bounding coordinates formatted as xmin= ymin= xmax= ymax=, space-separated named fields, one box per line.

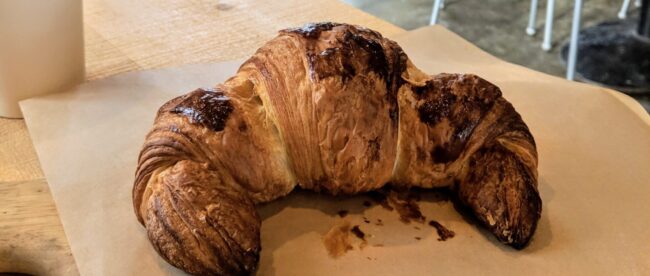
xmin=395 ymin=72 xmax=540 ymax=247
xmin=237 ymin=23 xmax=406 ymax=194
xmin=393 ymin=73 xmax=503 ymax=188
xmin=455 ymin=136 xmax=541 ymax=248
xmin=145 ymin=161 xmax=259 ymax=275
xmin=133 ymin=22 xmax=542 ymax=275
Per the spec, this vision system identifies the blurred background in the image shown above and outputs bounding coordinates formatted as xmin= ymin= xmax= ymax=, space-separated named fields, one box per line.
xmin=343 ymin=0 xmax=650 ymax=112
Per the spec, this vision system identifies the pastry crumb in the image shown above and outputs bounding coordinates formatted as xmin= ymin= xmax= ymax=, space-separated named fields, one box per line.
xmin=323 ymin=221 xmax=353 ymax=258
xmin=428 ymin=220 xmax=455 ymax=241
xmin=351 ymin=225 xmax=366 ymax=241
xmin=337 ymin=210 xmax=349 ymax=218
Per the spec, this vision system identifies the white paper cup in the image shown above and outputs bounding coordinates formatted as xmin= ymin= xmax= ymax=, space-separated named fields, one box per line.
xmin=0 ymin=0 xmax=85 ymax=118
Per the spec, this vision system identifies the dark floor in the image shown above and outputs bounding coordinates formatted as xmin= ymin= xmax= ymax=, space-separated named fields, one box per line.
xmin=343 ymin=0 xmax=650 ymax=111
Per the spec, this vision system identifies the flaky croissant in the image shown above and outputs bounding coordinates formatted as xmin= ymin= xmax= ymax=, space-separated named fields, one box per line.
xmin=133 ymin=22 xmax=541 ymax=275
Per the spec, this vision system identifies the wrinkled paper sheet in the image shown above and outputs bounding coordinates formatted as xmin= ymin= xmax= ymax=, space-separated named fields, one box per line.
xmin=21 ymin=26 xmax=650 ymax=275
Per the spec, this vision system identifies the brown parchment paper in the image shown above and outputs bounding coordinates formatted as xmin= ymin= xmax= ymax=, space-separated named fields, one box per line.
xmin=21 ymin=26 xmax=650 ymax=275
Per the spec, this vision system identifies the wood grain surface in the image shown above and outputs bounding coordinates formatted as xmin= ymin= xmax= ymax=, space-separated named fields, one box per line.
xmin=0 ymin=0 xmax=403 ymax=274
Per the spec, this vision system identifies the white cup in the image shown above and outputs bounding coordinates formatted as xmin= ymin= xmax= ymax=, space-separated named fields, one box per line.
xmin=0 ymin=0 xmax=85 ymax=118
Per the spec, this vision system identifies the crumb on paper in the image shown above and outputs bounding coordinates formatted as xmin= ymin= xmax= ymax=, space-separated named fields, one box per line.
xmin=327 ymin=188 xmax=454 ymax=256
xmin=322 ymin=221 xmax=353 ymax=258
xmin=351 ymin=225 xmax=368 ymax=250
xmin=428 ymin=220 xmax=455 ymax=241
xmin=337 ymin=210 xmax=349 ymax=218
xmin=351 ymin=225 xmax=366 ymax=241
xmin=368 ymin=188 xmax=429 ymax=224
xmin=386 ymin=190 xmax=425 ymax=223
xmin=368 ymin=190 xmax=393 ymax=211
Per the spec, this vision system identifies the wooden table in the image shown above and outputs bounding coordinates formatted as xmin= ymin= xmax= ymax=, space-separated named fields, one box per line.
xmin=0 ymin=0 xmax=403 ymax=274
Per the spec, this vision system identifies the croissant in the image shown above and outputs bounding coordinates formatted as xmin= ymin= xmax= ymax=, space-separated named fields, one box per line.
xmin=133 ymin=22 xmax=541 ymax=275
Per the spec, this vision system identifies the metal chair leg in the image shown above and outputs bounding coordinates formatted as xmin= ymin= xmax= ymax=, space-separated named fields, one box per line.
xmin=619 ymin=0 xmax=631 ymax=19
xmin=636 ymin=0 xmax=641 ymax=7
xmin=542 ymin=0 xmax=555 ymax=51
xmin=441 ymin=0 xmax=446 ymax=9
xmin=527 ymin=0 xmax=539 ymax=35
xmin=430 ymin=0 xmax=444 ymax=25
xmin=567 ymin=0 xmax=583 ymax=80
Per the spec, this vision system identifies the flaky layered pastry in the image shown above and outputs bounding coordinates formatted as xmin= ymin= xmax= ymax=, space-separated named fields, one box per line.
xmin=133 ymin=23 xmax=541 ymax=275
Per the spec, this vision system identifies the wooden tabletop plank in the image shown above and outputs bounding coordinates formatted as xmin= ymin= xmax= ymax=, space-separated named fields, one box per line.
xmin=0 ymin=0 xmax=404 ymax=274
xmin=82 ymin=0 xmax=403 ymax=80
xmin=0 ymin=120 xmax=43 ymax=183
xmin=0 ymin=180 xmax=77 ymax=276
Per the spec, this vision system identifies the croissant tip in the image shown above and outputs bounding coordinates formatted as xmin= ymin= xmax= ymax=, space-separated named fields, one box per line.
xmin=503 ymin=226 xmax=537 ymax=250
xmin=500 ymin=205 xmax=542 ymax=250
xmin=509 ymin=240 xmax=530 ymax=250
